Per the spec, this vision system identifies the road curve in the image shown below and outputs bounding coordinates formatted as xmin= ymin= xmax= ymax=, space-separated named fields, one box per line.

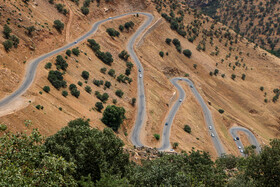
xmin=230 ymin=127 xmax=261 ymax=155
xmin=158 ymin=78 xmax=226 ymax=156
xmin=0 ymin=12 xmax=153 ymax=109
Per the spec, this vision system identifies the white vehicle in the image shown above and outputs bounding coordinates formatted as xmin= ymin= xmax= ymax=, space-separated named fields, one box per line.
xmin=179 ymin=99 xmax=183 ymax=102
xmin=179 ymin=78 xmax=182 ymax=80
xmin=209 ymin=126 xmax=212 ymax=130
xmin=211 ymin=133 xmax=215 ymax=137
xmin=240 ymin=149 xmax=244 ymax=153
xmin=139 ymin=74 xmax=142 ymax=78
xmin=238 ymin=146 xmax=242 ymax=149
xmin=109 ymin=17 xmax=112 ymax=19
xmin=234 ymin=138 xmax=237 ymax=141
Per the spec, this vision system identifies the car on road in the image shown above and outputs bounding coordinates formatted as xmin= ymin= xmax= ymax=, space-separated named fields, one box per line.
xmin=109 ymin=17 xmax=112 ymax=19
xmin=139 ymin=74 xmax=142 ymax=78
xmin=165 ymin=123 xmax=168 ymax=126
xmin=190 ymin=85 xmax=193 ymax=88
xmin=179 ymin=99 xmax=182 ymax=102
xmin=75 ymin=41 xmax=77 ymax=44
xmin=209 ymin=126 xmax=212 ymax=130
xmin=139 ymin=69 xmax=141 ymax=72
xmin=236 ymin=137 xmax=240 ymax=140
xmin=240 ymin=149 xmax=244 ymax=153
xmin=211 ymin=133 xmax=215 ymax=137
xmin=179 ymin=78 xmax=182 ymax=80
xmin=238 ymin=146 xmax=242 ymax=149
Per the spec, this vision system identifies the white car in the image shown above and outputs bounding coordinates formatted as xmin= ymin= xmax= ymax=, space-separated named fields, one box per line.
xmin=109 ymin=17 xmax=112 ymax=19
xmin=240 ymin=149 xmax=244 ymax=153
xmin=179 ymin=78 xmax=182 ymax=80
xmin=209 ymin=126 xmax=212 ymax=130
xmin=238 ymin=146 xmax=242 ymax=149
xmin=179 ymin=99 xmax=182 ymax=102
xmin=139 ymin=74 xmax=142 ymax=78
xmin=211 ymin=133 xmax=215 ymax=137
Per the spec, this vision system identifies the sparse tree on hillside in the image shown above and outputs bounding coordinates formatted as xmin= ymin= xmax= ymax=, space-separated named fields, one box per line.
xmin=2 ymin=40 xmax=13 ymax=51
xmin=101 ymin=105 xmax=126 ymax=131
xmin=3 ymin=24 xmax=12 ymax=39
xmin=26 ymin=26 xmax=35 ymax=36
xmin=183 ymin=49 xmax=192 ymax=58
xmin=53 ymin=20 xmax=64 ymax=33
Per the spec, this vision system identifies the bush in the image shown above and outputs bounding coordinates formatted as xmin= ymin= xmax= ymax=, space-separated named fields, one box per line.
xmin=0 ymin=124 xmax=7 ymax=131
xmin=10 ymin=35 xmax=19 ymax=48
xmin=72 ymin=48 xmax=80 ymax=56
xmin=118 ymin=50 xmax=130 ymax=61
xmin=45 ymin=62 xmax=52 ymax=69
xmin=115 ymin=90 xmax=124 ymax=98
xmin=53 ymin=20 xmax=64 ymax=32
xmin=218 ymin=109 xmax=224 ymax=114
xmin=87 ymin=39 xmax=100 ymax=52
xmin=55 ymin=55 xmax=68 ymax=71
xmin=2 ymin=40 xmax=13 ymax=51
xmin=105 ymin=81 xmax=111 ymax=88
xmin=100 ymin=67 xmax=107 ymax=74
xmin=173 ymin=142 xmax=179 ymax=149
xmin=159 ymin=51 xmax=164 ymax=57
xmin=106 ymin=28 xmax=120 ymax=37
xmin=119 ymin=25 xmax=124 ymax=32
xmin=81 ymin=71 xmax=89 ymax=80
xmin=184 ymin=125 xmax=191 ymax=133
xmin=66 ymin=49 xmax=71 ymax=56
xmin=78 ymin=81 xmax=83 ymax=86
xmin=81 ymin=6 xmax=89 ymax=15
xmin=231 ymin=74 xmax=236 ymax=80
xmin=101 ymin=105 xmax=126 ymax=131
xmin=131 ymin=98 xmax=136 ymax=106
xmin=183 ymin=49 xmax=192 ymax=58
xmin=165 ymin=38 xmax=172 ymax=45
xmin=108 ymin=69 xmax=115 ymax=77
xmin=172 ymin=38 xmax=181 ymax=47
xmin=154 ymin=134 xmax=160 ymax=140
xmin=3 ymin=24 xmax=12 ymax=38
xmin=85 ymin=86 xmax=92 ymax=94
xmin=43 ymin=86 xmax=50 ymax=93
xmin=48 ymin=70 xmax=66 ymax=90
xmin=125 ymin=68 xmax=131 ymax=76
xmin=62 ymin=90 xmax=68 ymax=97
xmin=260 ymin=86 xmax=264 ymax=91
xmin=96 ymin=51 xmax=113 ymax=65
xmin=71 ymin=89 xmax=80 ymax=98
xmin=241 ymin=74 xmax=246 ymax=80
xmin=95 ymin=102 xmax=104 ymax=112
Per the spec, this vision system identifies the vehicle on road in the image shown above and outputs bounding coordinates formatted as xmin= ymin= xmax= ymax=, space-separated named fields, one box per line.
xmin=75 ymin=41 xmax=77 ymax=44
xmin=139 ymin=69 xmax=141 ymax=72
xmin=190 ymin=85 xmax=193 ymax=88
xmin=139 ymin=74 xmax=142 ymax=78
xmin=179 ymin=99 xmax=182 ymax=102
xmin=211 ymin=133 xmax=215 ymax=137
xmin=236 ymin=137 xmax=240 ymax=140
xmin=238 ymin=146 xmax=242 ymax=149
xmin=209 ymin=126 xmax=212 ymax=130
xmin=109 ymin=17 xmax=112 ymax=19
xmin=240 ymin=149 xmax=244 ymax=153
xmin=165 ymin=123 xmax=168 ymax=126
xmin=179 ymin=78 xmax=182 ymax=80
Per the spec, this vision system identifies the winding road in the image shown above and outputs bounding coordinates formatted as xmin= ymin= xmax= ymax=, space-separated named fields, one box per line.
xmin=0 ymin=11 xmax=260 ymax=156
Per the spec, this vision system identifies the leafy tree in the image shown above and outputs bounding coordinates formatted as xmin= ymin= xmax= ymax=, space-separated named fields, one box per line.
xmin=108 ymin=69 xmax=115 ymax=77
xmin=165 ymin=38 xmax=172 ymax=45
xmin=106 ymin=28 xmax=120 ymax=37
xmin=241 ymin=74 xmax=246 ymax=80
xmin=95 ymin=102 xmax=104 ymax=112
xmin=72 ymin=48 xmax=80 ymax=56
xmin=184 ymin=125 xmax=191 ymax=133
xmin=87 ymin=39 xmax=100 ymax=52
xmin=48 ymin=70 xmax=67 ymax=90
xmin=100 ymin=67 xmax=107 ymax=74
xmin=231 ymin=74 xmax=236 ymax=80
xmin=115 ymin=89 xmax=124 ymax=98
xmin=154 ymin=134 xmax=160 ymax=140
xmin=172 ymin=38 xmax=181 ymax=47
xmin=131 ymin=98 xmax=136 ymax=106
xmin=45 ymin=62 xmax=52 ymax=69
xmin=10 ymin=35 xmax=19 ymax=48
xmin=125 ymin=68 xmax=131 ymax=76
xmin=66 ymin=49 xmax=72 ymax=56
xmin=62 ymin=90 xmax=68 ymax=97
xmin=26 ymin=26 xmax=35 ymax=36
xmin=104 ymin=81 xmax=111 ymax=88
xmin=0 ymin=129 xmax=77 ymax=186
xmin=119 ymin=25 xmax=124 ymax=32
xmin=2 ymin=40 xmax=13 ymax=51
xmin=3 ymin=24 xmax=12 ymax=38
xmin=45 ymin=118 xmax=129 ymax=181
xmin=82 ymin=71 xmax=89 ymax=80
xmin=218 ymin=109 xmax=224 ymax=114
xmin=81 ymin=6 xmax=89 ymax=15
xmin=119 ymin=50 xmax=130 ymax=61
xmin=96 ymin=51 xmax=113 ymax=65
xmin=101 ymin=105 xmax=126 ymax=131
xmin=173 ymin=142 xmax=179 ymax=149
xmin=55 ymin=55 xmax=68 ymax=71
xmin=43 ymin=86 xmax=50 ymax=93
xmin=85 ymin=86 xmax=92 ymax=94
xmin=183 ymin=49 xmax=192 ymax=58
xmin=159 ymin=51 xmax=164 ymax=57
xmin=53 ymin=20 xmax=64 ymax=32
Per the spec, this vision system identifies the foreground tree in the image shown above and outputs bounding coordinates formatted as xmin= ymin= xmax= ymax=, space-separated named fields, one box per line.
xmin=101 ymin=105 xmax=126 ymax=131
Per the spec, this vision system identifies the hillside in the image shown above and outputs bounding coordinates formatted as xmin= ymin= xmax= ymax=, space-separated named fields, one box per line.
xmin=184 ymin=0 xmax=280 ymax=57
xmin=0 ymin=0 xmax=279 ymax=160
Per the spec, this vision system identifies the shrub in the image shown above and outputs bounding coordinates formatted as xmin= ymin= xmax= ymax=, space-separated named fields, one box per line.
xmin=159 ymin=51 xmax=164 ymax=57
xmin=113 ymin=99 xmax=117 ymax=104
xmin=100 ymin=67 xmax=107 ymax=74
xmin=43 ymin=86 xmax=50 ymax=93
xmin=81 ymin=6 xmax=89 ymax=15
xmin=115 ymin=90 xmax=124 ymax=98
xmin=119 ymin=25 xmax=124 ymax=32
xmin=260 ymin=86 xmax=264 ymax=91
xmin=2 ymin=40 xmax=13 ymax=51
xmin=131 ymin=98 xmax=136 ymax=106
xmin=154 ymin=134 xmax=160 ymax=140
xmin=81 ymin=71 xmax=89 ymax=80
xmin=165 ymin=38 xmax=172 ymax=45
xmin=72 ymin=48 xmax=80 ymax=56
xmin=183 ymin=49 xmax=192 ymax=58
xmin=48 ymin=70 xmax=66 ymax=90
xmin=66 ymin=49 xmax=71 ymax=56
xmin=10 ymin=35 xmax=19 ymax=48
xmin=105 ymin=81 xmax=111 ymax=88
xmin=241 ymin=74 xmax=246 ymax=80
xmin=78 ymin=81 xmax=83 ymax=86
xmin=125 ymin=68 xmax=131 ymax=76
xmin=106 ymin=28 xmax=120 ymax=37
xmin=87 ymin=39 xmax=100 ymax=52
xmin=53 ymin=20 xmax=64 ymax=32
xmin=55 ymin=55 xmax=68 ymax=71
xmin=85 ymin=86 xmax=92 ymax=94
xmin=62 ymin=90 xmax=68 ymax=97
xmin=108 ymin=69 xmax=115 ymax=77
xmin=218 ymin=109 xmax=224 ymax=114
xmin=118 ymin=50 xmax=130 ymax=61
xmin=184 ymin=125 xmax=191 ymax=133
xmin=0 ymin=124 xmax=7 ymax=131
xmin=26 ymin=26 xmax=35 ymax=36
xmin=173 ymin=142 xmax=179 ymax=149
xmin=95 ymin=102 xmax=104 ymax=112
xmin=45 ymin=62 xmax=52 ymax=69
xmin=3 ymin=24 xmax=12 ymax=38
xmin=231 ymin=74 xmax=236 ymax=80
xmin=71 ymin=89 xmax=80 ymax=98
xmin=172 ymin=38 xmax=181 ymax=47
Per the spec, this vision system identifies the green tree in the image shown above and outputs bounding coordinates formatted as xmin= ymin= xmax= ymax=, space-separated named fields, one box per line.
xmin=3 ymin=24 xmax=12 ymax=38
xmin=131 ymin=98 xmax=136 ymax=106
xmin=53 ymin=20 xmax=64 ymax=32
xmin=82 ymin=71 xmax=89 ymax=80
xmin=115 ymin=89 xmax=124 ymax=98
xmin=62 ymin=90 xmax=68 ymax=97
xmin=159 ymin=51 xmax=164 ymax=57
xmin=95 ymin=102 xmax=104 ymax=112
xmin=119 ymin=25 xmax=124 ymax=32
xmin=183 ymin=49 xmax=192 ymax=58
xmin=43 ymin=86 xmax=50 ymax=93
xmin=10 ymin=35 xmax=19 ymax=48
xmin=66 ymin=49 xmax=72 ymax=56
xmin=26 ymin=26 xmax=35 ymax=36
xmin=106 ymin=28 xmax=120 ymax=37
xmin=154 ymin=134 xmax=160 ymax=140
xmin=165 ymin=38 xmax=172 ymax=45
xmin=101 ymin=105 xmax=126 ymax=131
xmin=81 ymin=6 xmax=89 ymax=15
xmin=85 ymin=86 xmax=92 ymax=94
xmin=184 ymin=125 xmax=191 ymax=133
xmin=231 ymin=74 xmax=236 ymax=80
xmin=72 ymin=48 xmax=80 ymax=56
xmin=0 ymin=129 xmax=77 ymax=186
xmin=2 ymin=40 xmax=13 ymax=51
xmin=55 ymin=55 xmax=68 ymax=71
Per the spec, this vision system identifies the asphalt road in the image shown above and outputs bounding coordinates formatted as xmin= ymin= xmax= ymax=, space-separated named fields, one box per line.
xmin=158 ymin=78 xmax=226 ymax=156
xmin=0 ymin=12 xmax=153 ymax=108
xmin=230 ymin=127 xmax=261 ymax=155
